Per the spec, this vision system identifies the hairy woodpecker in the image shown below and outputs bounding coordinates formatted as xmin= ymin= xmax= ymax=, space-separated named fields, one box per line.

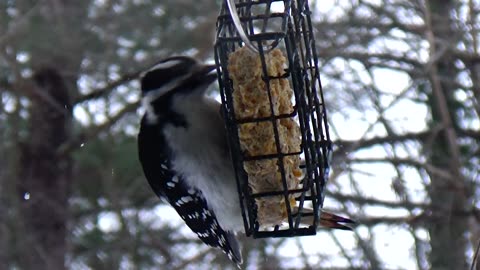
xmin=137 ymin=56 xmax=243 ymax=265
xmin=137 ymin=56 xmax=355 ymax=267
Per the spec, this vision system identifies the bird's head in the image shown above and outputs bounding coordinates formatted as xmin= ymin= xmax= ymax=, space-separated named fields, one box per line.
xmin=140 ymin=56 xmax=217 ymax=125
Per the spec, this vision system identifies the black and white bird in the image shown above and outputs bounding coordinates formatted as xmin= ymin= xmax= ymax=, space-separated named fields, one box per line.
xmin=137 ymin=56 xmax=244 ymax=265
xmin=137 ymin=56 xmax=354 ymax=267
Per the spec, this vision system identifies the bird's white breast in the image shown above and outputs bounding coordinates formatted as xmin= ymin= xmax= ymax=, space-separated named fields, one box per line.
xmin=163 ymin=95 xmax=243 ymax=232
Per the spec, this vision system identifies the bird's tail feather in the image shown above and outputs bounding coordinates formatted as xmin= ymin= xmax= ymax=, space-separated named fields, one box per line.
xmin=319 ymin=210 xmax=355 ymax=230
xmin=293 ymin=207 xmax=355 ymax=230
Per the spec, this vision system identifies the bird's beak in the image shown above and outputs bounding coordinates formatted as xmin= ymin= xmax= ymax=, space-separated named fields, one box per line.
xmin=200 ymin=64 xmax=218 ymax=84
xmin=203 ymin=64 xmax=217 ymax=73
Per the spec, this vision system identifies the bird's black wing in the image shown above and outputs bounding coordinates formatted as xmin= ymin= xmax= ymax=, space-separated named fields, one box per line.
xmin=137 ymin=117 xmax=242 ymax=265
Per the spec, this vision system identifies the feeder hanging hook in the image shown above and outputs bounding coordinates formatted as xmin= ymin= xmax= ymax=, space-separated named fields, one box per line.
xmin=226 ymin=0 xmax=278 ymax=53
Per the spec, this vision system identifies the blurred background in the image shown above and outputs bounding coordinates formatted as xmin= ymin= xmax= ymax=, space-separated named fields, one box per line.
xmin=1 ymin=0 xmax=479 ymax=269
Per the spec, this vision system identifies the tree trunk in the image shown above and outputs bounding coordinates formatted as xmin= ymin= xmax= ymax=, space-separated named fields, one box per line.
xmin=17 ymin=68 xmax=72 ymax=270
xmin=425 ymin=1 xmax=468 ymax=269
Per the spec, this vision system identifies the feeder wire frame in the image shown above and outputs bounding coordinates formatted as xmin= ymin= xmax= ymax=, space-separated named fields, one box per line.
xmin=214 ymin=0 xmax=332 ymax=238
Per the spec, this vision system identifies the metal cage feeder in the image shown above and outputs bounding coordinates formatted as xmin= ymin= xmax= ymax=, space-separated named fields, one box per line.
xmin=214 ymin=0 xmax=332 ymax=238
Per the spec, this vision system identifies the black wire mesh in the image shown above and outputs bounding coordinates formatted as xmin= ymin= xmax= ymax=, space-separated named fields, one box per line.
xmin=214 ymin=0 xmax=332 ymax=238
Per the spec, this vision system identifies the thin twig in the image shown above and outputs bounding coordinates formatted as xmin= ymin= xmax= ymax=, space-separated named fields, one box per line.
xmin=0 ymin=2 xmax=41 ymax=47
xmin=471 ymin=238 xmax=480 ymax=270
xmin=74 ymin=71 xmax=143 ymax=104
xmin=74 ymin=58 xmax=162 ymax=104
xmin=57 ymin=100 xmax=140 ymax=156
xmin=172 ymin=249 xmax=212 ymax=270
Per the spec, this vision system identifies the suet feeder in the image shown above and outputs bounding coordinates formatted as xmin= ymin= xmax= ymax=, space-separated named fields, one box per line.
xmin=214 ymin=0 xmax=333 ymax=238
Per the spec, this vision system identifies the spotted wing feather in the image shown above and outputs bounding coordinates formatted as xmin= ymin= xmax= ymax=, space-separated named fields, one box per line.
xmin=137 ymin=116 xmax=242 ymax=265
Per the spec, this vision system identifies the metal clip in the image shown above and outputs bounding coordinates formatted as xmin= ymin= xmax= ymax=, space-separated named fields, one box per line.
xmin=226 ymin=0 xmax=279 ymax=53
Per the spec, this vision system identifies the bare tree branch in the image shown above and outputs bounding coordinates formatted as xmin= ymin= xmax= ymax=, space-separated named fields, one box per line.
xmin=171 ymin=249 xmax=212 ymax=270
xmin=334 ymin=130 xmax=432 ymax=154
xmin=327 ymin=192 xmax=428 ymax=210
xmin=0 ymin=2 xmax=41 ymax=48
xmin=74 ymin=71 xmax=144 ymax=104
xmin=471 ymin=238 xmax=480 ymax=270
xmin=348 ymin=157 xmax=454 ymax=180
xmin=57 ymin=100 xmax=140 ymax=156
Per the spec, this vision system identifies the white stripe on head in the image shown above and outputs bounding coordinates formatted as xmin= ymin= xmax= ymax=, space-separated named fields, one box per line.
xmin=140 ymin=59 xmax=183 ymax=79
xmin=149 ymin=59 xmax=184 ymax=72
xmin=141 ymin=73 xmax=190 ymax=124
xmin=141 ymin=57 xmax=200 ymax=77
xmin=142 ymin=94 xmax=158 ymax=124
